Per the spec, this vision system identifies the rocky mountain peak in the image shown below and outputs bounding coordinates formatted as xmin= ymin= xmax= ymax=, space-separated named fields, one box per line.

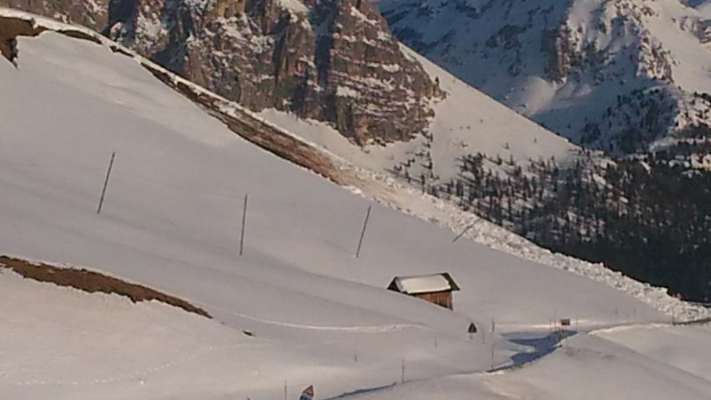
xmin=381 ymin=0 xmax=711 ymax=155
xmin=308 ymin=0 xmax=443 ymax=143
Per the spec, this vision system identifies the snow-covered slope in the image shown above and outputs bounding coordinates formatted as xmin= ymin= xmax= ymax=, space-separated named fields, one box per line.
xmin=381 ymin=0 xmax=711 ymax=155
xmin=260 ymin=44 xmax=577 ymax=183
xmin=2 ymin=7 xmax=705 ymax=324
xmin=0 ymin=269 xmax=258 ymax=399
xmin=5 ymin=262 xmax=709 ymax=400
xmin=344 ymin=332 xmax=711 ymax=400
xmin=0 ymin=16 xmax=662 ymax=332
xmin=0 ymin=0 xmax=578 ymax=182
xmin=3 ymin=262 xmax=504 ymax=400
xmin=595 ymin=323 xmax=711 ymax=381
xmin=1 ymin=10 xmax=710 ymax=399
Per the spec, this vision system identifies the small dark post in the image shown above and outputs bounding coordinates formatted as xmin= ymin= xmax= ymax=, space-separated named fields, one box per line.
xmin=490 ymin=319 xmax=496 ymax=369
xmin=490 ymin=342 xmax=495 ymax=370
xmin=355 ymin=205 xmax=372 ymax=258
xmin=401 ymin=359 xmax=406 ymax=383
xmin=468 ymin=322 xmax=478 ymax=341
xmin=240 ymin=194 xmax=248 ymax=256
xmin=97 ymin=152 xmax=116 ymax=215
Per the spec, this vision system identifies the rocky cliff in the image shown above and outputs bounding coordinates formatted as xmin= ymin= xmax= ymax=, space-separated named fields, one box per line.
xmin=1 ymin=0 xmax=441 ymax=145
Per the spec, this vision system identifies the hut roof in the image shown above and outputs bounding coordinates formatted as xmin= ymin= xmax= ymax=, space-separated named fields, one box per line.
xmin=388 ymin=273 xmax=459 ymax=295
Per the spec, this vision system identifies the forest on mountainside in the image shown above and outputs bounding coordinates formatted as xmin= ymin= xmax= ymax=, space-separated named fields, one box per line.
xmin=401 ymin=147 xmax=711 ymax=303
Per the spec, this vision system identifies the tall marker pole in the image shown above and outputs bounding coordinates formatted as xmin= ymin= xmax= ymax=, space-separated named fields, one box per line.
xmin=355 ymin=205 xmax=372 ymax=258
xmin=240 ymin=194 xmax=248 ymax=256
xmin=97 ymin=152 xmax=116 ymax=215
xmin=490 ymin=318 xmax=496 ymax=370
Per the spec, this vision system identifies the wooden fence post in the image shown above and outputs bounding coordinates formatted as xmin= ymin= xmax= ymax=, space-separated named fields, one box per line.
xmin=240 ymin=194 xmax=248 ymax=256
xmin=355 ymin=205 xmax=372 ymax=258
xmin=97 ymin=152 xmax=116 ymax=215
xmin=452 ymin=223 xmax=474 ymax=243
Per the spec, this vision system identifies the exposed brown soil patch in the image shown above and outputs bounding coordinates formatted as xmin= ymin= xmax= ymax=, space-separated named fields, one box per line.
xmin=0 ymin=255 xmax=211 ymax=318
xmin=0 ymin=15 xmax=44 ymax=63
xmin=0 ymin=15 xmax=102 ymax=65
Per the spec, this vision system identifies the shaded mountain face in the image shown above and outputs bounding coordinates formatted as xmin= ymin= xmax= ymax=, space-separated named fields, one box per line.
xmin=1 ymin=0 xmax=441 ymax=145
xmin=381 ymin=0 xmax=711 ymax=156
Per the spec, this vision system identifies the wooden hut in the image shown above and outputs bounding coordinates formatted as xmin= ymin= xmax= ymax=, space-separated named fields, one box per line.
xmin=388 ymin=273 xmax=460 ymax=310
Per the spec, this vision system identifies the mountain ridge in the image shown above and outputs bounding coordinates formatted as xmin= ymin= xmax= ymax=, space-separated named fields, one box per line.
xmin=381 ymin=0 xmax=711 ymax=158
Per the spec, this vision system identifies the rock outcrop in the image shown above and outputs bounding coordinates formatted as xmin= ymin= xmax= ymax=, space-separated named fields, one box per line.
xmin=0 ymin=14 xmax=44 ymax=64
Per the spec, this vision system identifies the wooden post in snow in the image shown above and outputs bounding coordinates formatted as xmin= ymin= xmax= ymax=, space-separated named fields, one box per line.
xmin=490 ymin=341 xmax=495 ymax=370
xmin=355 ymin=205 xmax=372 ymax=258
xmin=490 ymin=318 xmax=496 ymax=370
xmin=97 ymin=152 xmax=116 ymax=215
xmin=401 ymin=359 xmax=406 ymax=384
xmin=240 ymin=194 xmax=248 ymax=256
xmin=452 ymin=223 xmax=474 ymax=243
